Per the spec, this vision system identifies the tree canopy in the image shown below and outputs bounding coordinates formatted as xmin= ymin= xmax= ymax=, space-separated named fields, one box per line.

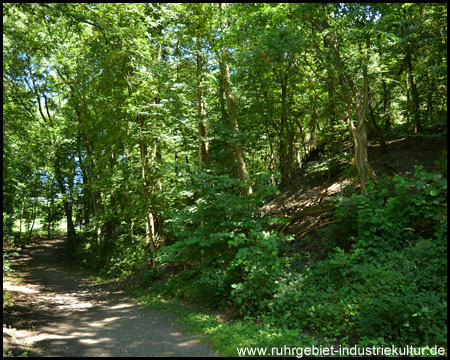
xmin=3 ymin=3 xmax=447 ymax=353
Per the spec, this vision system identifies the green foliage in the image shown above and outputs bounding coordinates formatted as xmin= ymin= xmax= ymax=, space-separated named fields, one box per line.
xmin=267 ymin=168 xmax=447 ymax=347
xmin=435 ymin=149 xmax=447 ymax=177
xmin=126 ymin=281 xmax=316 ymax=357
xmin=160 ymin=172 xmax=292 ymax=314
xmin=326 ymin=166 xmax=447 ymax=252
xmin=3 ymin=2 xmax=447 ymax=353
xmin=3 ymin=252 xmax=19 ymax=273
xmin=41 ymin=200 xmax=65 ymax=236
xmin=99 ymin=236 xmax=148 ymax=278
xmin=76 ymin=228 xmax=149 ymax=278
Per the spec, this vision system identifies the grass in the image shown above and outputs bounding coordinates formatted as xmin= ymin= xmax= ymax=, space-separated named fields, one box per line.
xmin=11 ymin=218 xmax=67 ymax=236
xmin=3 ymin=291 xmax=15 ymax=307
xmin=122 ymin=283 xmax=316 ymax=357
xmin=55 ymin=256 xmax=265 ymax=356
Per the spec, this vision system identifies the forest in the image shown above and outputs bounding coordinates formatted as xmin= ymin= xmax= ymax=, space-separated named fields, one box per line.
xmin=3 ymin=3 xmax=447 ymax=356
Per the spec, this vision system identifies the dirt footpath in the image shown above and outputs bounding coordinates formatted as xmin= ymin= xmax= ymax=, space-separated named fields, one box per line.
xmin=3 ymin=236 xmax=218 ymax=357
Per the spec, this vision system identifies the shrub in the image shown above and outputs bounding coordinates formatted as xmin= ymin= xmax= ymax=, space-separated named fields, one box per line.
xmin=160 ymin=172 xmax=292 ymax=314
xmin=3 ymin=252 xmax=19 ymax=273
xmin=76 ymin=226 xmax=149 ymax=278
xmin=267 ymin=167 xmax=447 ymax=347
xmin=326 ymin=166 xmax=446 ymax=254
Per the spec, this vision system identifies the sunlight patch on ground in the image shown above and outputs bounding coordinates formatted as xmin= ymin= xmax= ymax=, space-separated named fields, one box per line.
xmin=39 ymin=294 xmax=94 ymax=310
xmin=79 ymin=337 xmax=112 ymax=345
xmin=26 ymin=332 xmax=74 ymax=344
xmin=3 ymin=281 xmax=40 ymax=294
xmin=4 ymin=326 xmax=73 ymax=349
xmin=326 ymin=178 xmax=352 ymax=194
xmin=88 ymin=317 xmax=121 ymax=328
xmin=110 ymin=304 xmax=134 ymax=310
xmin=177 ymin=339 xmax=199 ymax=347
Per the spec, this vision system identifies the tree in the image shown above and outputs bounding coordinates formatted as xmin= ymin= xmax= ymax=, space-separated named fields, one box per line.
xmin=218 ymin=3 xmax=252 ymax=195
xmin=3 ymin=2 xmax=446 ymax=281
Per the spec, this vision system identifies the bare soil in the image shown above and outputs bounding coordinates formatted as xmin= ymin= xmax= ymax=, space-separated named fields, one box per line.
xmin=261 ymin=133 xmax=447 ymax=261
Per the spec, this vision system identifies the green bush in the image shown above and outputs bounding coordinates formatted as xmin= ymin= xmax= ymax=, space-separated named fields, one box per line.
xmin=99 ymin=234 xmax=148 ymax=278
xmin=76 ymin=226 xmax=149 ymax=278
xmin=3 ymin=252 xmax=19 ymax=273
xmin=267 ymin=167 xmax=447 ymax=347
xmin=326 ymin=166 xmax=446 ymax=253
xmin=160 ymin=172 xmax=292 ymax=314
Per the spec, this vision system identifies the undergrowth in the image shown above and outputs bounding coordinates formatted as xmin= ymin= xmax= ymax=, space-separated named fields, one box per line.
xmin=78 ymin=167 xmax=447 ymax=355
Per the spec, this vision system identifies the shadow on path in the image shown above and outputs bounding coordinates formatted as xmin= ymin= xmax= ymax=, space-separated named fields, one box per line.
xmin=3 ymin=236 xmax=218 ymax=357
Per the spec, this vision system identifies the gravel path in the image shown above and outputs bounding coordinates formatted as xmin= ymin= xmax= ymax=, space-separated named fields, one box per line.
xmin=3 ymin=236 xmax=218 ymax=357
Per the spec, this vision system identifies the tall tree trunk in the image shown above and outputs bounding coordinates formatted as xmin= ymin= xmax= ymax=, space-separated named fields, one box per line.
xmin=279 ymin=73 xmax=290 ymax=185
xmin=405 ymin=66 xmax=411 ymax=125
xmin=54 ymin=156 xmax=77 ymax=254
xmin=47 ymin=197 xmax=53 ymax=238
xmin=405 ymin=49 xmax=421 ymax=133
xmin=323 ymin=17 xmax=336 ymax=130
xmin=426 ymin=73 xmax=434 ymax=122
xmin=265 ymin=126 xmax=275 ymax=172
xmin=138 ymin=113 xmax=156 ymax=268
xmin=197 ymin=34 xmax=210 ymax=170
xmin=219 ymin=3 xmax=252 ymax=195
xmin=27 ymin=198 xmax=38 ymax=242
xmin=382 ymin=78 xmax=392 ymax=134
xmin=85 ymin=141 xmax=103 ymax=247
xmin=334 ymin=39 xmax=376 ymax=195
xmin=153 ymin=39 xmax=164 ymax=248
xmin=218 ymin=61 xmax=240 ymax=180
xmin=17 ymin=197 xmax=25 ymax=244
xmin=77 ymin=143 xmax=90 ymax=227
xmin=343 ymin=70 xmax=376 ymax=195
xmin=367 ymin=84 xmax=386 ymax=153
xmin=294 ymin=133 xmax=302 ymax=170
xmin=309 ymin=96 xmax=317 ymax=152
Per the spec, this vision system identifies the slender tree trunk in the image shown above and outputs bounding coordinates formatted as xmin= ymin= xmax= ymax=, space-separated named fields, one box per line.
xmin=85 ymin=141 xmax=103 ymax=247
xmin=77 ymin=144 xmax=90 ymax=227
xmin=27 ymin=198 xmax=38 ymax=242
xmin=381 ymin=75 xmax=392 ymax=135
xmin=197 ymin=34 xmax=210 ymax=170
xmin=279 ymin=74 xmax=290 ymax=185
xmin=47 ymin=198 xmax=52 ymax=238
xmin=293 ymin=132 xmax=303 ymax=170
xmin=18 ymin=197 xmax=25 ymax=243
xmin=405 ymin=67 xmax=411 ymax=125
xmin=62 ymin=198 xmax=77 ymax=253
xmin=332 ymin=25 xmax=376 ymax=195
xmin=405 ymin=50 xmax=421 ymax=133
xmin=349 ymin=118 xmax=375 ymax=195
xmin=219 ymin=3 xmax=252 ymax=195
xmin=221 ymin=58 xmax=252 ymax=195
xmin=131 ymin=219 xmax=134 ymax=239
xmin=197 ymin=37 xmax=207 ymax=229
xmin=54 ymin=155 xmax=77 ymax=254
xmin=265 ymin=126 xmax=275 ymax=172
xmin=343 ymin=73 xmax=376 ymax=195
xmin=138 ymin=113 xmax=156 ymax=268
xmin=309 ymin=98 xmax=317 ymax=152
xmin=320 ymin=8 xmax=336 ymax=129
xmin=287 ymin=131 xmax=295 ymax=180
xmin=367 ymin=85 xmax=386 ymax=153
xmin=218 ymin=62 xmax=240 ymax=181
xmin=426 ymin=73 xmax=434 ymax=122
xmin=153 ymin=40 xmax=164 ymax=248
